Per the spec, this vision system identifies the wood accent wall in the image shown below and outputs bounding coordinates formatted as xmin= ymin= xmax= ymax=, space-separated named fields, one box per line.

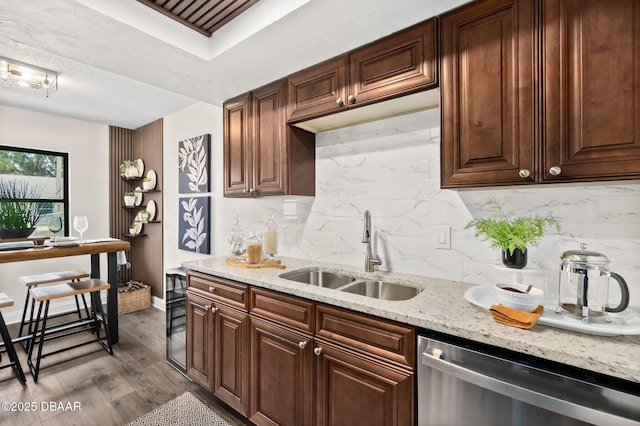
xmin=109 ymin=126 xmax=133 ymax=284
xmin=109 ymin=119 xmax=164 ymax=299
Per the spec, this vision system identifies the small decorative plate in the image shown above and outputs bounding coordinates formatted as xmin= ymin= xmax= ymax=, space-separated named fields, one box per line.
xmin=135 ymin=159 xmax=144 ymax=177
xmin=146 ymin=170 xmax=157 ymax=189
xmin=146 ymin=200 xmax=156 ymax=221
xmin=134 ymin=187 xmax=143 ymax=206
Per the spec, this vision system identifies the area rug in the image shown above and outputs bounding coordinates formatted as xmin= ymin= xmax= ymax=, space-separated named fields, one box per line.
xmin=127 ymin=391 xmax=232 ymax=425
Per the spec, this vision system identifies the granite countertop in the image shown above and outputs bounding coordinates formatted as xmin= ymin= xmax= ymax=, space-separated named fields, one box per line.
xmin=182 ymin=256 xmax=640 ymax=384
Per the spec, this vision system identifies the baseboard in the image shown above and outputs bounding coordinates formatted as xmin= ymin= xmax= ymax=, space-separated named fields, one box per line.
xmin=152 ymin=295 xmax=166 ymax=311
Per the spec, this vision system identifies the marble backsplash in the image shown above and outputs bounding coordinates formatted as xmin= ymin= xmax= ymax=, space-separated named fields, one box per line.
xmin=219 ymin=108 xmax=640 ymax=307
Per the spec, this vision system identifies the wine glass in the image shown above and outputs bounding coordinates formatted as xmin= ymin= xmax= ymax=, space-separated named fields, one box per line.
xmin=48 ymin=216 xmax=63 ymax=242
xmin=73 ymin=216 xmax=88 ymax=244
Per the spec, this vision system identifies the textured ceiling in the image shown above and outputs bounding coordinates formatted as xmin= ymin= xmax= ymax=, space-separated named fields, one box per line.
xmin=137 ymin=0 xmax=260 ymax=37
xmin=0 ymin=0 xmax=471 ymax=129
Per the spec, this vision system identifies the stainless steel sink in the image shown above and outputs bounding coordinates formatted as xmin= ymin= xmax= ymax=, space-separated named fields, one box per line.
xmin=280 ymin=269 xmax=356 ymax=288
xmin=340 ymin=280 xmax=423 ymax=301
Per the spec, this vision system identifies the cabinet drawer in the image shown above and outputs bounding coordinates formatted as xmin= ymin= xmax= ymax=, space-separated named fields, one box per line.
xmin=187 ymin=271 xmax=248 ymax=310
xmin=316 ymin=305 xmax=415 ymax=368
xmin=250 ymin=287 xmax=315 ymax=333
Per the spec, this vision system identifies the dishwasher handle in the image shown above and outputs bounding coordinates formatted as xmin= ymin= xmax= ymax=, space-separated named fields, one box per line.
xmin=421 ymin=349 xmax=637 ymax=426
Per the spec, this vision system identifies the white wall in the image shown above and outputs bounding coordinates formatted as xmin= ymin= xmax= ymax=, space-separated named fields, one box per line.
xmin=163 ymin=105 xmax=640 ymax=308
xmin=0 ymin=105 xmax=110 ymax=321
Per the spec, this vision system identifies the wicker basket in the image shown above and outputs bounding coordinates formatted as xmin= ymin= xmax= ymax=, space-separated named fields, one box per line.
xmin=118 ymin=280 xmax=151 ymax=314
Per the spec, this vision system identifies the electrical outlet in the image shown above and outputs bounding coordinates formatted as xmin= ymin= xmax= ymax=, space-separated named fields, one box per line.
xmin=435 ymin=225 xmax=451 ymax=250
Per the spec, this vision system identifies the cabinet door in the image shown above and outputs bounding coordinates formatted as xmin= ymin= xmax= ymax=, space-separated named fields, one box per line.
xmin=542 ymin=0 xmax=640 ymax=181
xmin=349 ymin=18 xmax=437 ymax=107
xmin=252 ymin=80 xmax=287 ymax=196
xmin=315 ymin=341 xmax=414 ymax=426
xmin=287 ymin=56 xmax=348 ymax=123
xmin=249 ymin=317 xmax=313 ymax=426
xmin=186 ymin=292 xmax=213 ymax=390
xmin=224 ymin=92 xmax=252 ymax=196
xmin=440 ymin=0 xmax=536 ymax=187
xmin=213 ymin=303 xmax=250 ymax=416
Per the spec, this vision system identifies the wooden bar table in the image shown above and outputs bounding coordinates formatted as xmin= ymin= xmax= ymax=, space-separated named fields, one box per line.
xmin=0 ymin=239 xmax=130 ymax=344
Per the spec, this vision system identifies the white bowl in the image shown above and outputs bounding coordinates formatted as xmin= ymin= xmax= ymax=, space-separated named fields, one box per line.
xmin=494 ymin=283 xmax=544 ymax=312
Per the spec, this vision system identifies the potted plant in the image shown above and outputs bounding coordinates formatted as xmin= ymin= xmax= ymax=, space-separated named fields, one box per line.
xmin=129 ymin=223 xmax=138 ymax=235
xmin=123 ymin=192 xmax=136 ymax=207
xmin=119 ymin=160 xmax=139 ymax=178
xmin=0 ymin=179 xmax=48 ymax=239
xmin=465 ymin=199 xmax=559 ymax=269
xmin=142 ymin=177 xmax=154 ymax=191
xmin=136 ymin=209 xmax=151 ymax=223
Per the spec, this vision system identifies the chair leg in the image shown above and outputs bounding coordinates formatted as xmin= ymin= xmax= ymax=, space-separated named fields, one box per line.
xmin=91 ymin=292 xmax=113 ymax=355
xmin=27 ymin=300 xmax=49 ymax=384
xmin=0 ymin=312 xmax=26 ymax=385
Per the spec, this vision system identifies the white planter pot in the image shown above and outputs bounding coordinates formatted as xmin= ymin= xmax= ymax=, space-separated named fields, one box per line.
xmin=125 ymin=166 xmax=139 ymax=178
xmin=124 ymin=196 xmax=136 ymax=207
xmin=143 ymin=181 xmax=154 ymax=190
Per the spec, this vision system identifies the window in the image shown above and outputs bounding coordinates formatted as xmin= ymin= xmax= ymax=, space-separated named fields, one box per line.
xmin=0 ymin=145 xmax=69 ymax=239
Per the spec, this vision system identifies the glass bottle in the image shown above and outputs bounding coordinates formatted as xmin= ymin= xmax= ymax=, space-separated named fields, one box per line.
xmin=245 ymin=232 xmax=263 ymax=264
xmin=263 ymin=211 xmax=278 ymax=260
xmin=227 ymin=215 xmax=245 ymax=261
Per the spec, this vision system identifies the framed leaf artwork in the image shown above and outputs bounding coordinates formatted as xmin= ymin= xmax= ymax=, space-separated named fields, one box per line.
xmin=178 ymin=196 xmax=210 ymax=254
xmin=178 ymin=134 xmax=210 ymax=193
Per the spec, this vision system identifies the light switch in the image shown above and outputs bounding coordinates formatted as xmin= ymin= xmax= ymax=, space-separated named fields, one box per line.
xmin=435 ymin=226 xmax=451 ymax=250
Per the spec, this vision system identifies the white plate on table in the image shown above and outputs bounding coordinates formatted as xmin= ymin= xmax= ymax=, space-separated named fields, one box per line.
xmin=464 ymin=285 xmax=640 ymax=336
xmin=134 ymin=187 xmax=143 ymax=206
xmin=45 ymin=239 xmax=81 ymax=247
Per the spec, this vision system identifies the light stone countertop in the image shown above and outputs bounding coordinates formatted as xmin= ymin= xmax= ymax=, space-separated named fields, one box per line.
xmin=182 ymin=256 xmax=640 ymax=384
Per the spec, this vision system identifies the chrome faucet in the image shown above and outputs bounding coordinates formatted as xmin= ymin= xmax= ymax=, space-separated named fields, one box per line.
xmin=362 ymin=210 xmax=382 ymax=272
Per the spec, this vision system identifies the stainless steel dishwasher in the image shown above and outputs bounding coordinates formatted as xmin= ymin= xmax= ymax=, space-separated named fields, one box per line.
xmin=417 ymin=335 xmax=640 ymax=426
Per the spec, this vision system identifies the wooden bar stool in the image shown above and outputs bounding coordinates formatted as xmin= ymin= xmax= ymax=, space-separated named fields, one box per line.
xmin=18 ymin=269 xmax=90 ymax=351
xmin=0 ymin=293 xmax=27 ymax=385
xmin=27 ymin=279 xmax=113 ymax=383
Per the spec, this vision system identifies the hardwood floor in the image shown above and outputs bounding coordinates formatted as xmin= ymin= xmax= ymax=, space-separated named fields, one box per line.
xmin=0 ymin=307 xmax=249 ymax=426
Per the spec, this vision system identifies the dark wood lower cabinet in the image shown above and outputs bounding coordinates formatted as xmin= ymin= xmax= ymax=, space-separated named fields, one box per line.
xmin=186 ymin=292 xmax=213 ymax=390
xmin=315 ymin=341 xmax=414 ymax=426
xmin=250 ymin=317 xmax=314 ymax=426
xmin=188 ymin=278 xmax=415 ymax=426
xmin=213 ymin=304 xmax=250 ymax=417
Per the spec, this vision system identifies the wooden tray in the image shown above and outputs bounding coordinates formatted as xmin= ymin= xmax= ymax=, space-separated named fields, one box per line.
xmin=225 ymin=257 xmax=285 ymax=269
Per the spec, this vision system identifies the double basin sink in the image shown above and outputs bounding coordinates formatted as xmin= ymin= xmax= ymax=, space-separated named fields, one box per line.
xmin=279 ymin=268 xmax=423 ymax=301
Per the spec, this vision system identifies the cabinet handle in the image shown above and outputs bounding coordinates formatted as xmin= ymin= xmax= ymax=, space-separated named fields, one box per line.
xmin=348 ymin=95 xmax=356 ymax=104
xmin=242 ymin=188 xmax=247 ymax=193
xmin=336 ymin=97 xmax=343 ymax=106
xmin=298 ymin=341 xmax=307 ymax=349
xmin=518 ymin=169 xmax=530 ymax=178
xmin=549 ymin=166 xmax=562 ymax=176
xmin=205 ymin=305 xmax=210 ymax=310
xmin=209 ymin=286 xmax=215 ymax=292
xmin=314 ymin=347 xmax=322 ymax=356
xmin=211 ymin=306 xmax=217 ymax=313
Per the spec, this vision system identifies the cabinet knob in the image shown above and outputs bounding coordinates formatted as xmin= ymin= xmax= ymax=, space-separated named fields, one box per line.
xmin=314 ymin=347 xmax=322 ymax=356
xmin=348 ymin=95 xmax=356 ymax=104
xmin=211 ymin=306 xmax=217 ymax=313
xmin=209 ymin=286 xmax=215 ymax=292
xmin=298 ymin=341 xmax=307 ymax=350
xmin=549 ymin=166 xmax=562 ymax=176
xmin=336 ymin=97 xmax=343 ymax=106
xmin=518 ymin=169 xmax=531 ymax=178
xmin=242 ymin=188 xmax=247 ymax=193
xmin=204 ymin=305 xmax=210 ymax=310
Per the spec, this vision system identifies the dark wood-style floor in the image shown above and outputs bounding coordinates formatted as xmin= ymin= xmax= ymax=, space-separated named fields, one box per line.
xmin=0 ymin=307 xmax=248 ymax=426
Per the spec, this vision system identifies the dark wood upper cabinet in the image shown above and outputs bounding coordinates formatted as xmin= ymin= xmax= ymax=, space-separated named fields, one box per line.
xmin=440 ymin=0 xmax=536 ymax=188
xmin=287 ymin=18 xmax=438 ymax=124
xmin=441 ymin=0 xmax=640 ymax=188
xmin=224 ymin=79 xmax=315 ymax=197
xmin=542 ymin=0 xmax=640 ymax=182
xmin=287 ymin=56 xmax=348 ymax=124
xmin=349 ymin=18 xmax=437 ymax=107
